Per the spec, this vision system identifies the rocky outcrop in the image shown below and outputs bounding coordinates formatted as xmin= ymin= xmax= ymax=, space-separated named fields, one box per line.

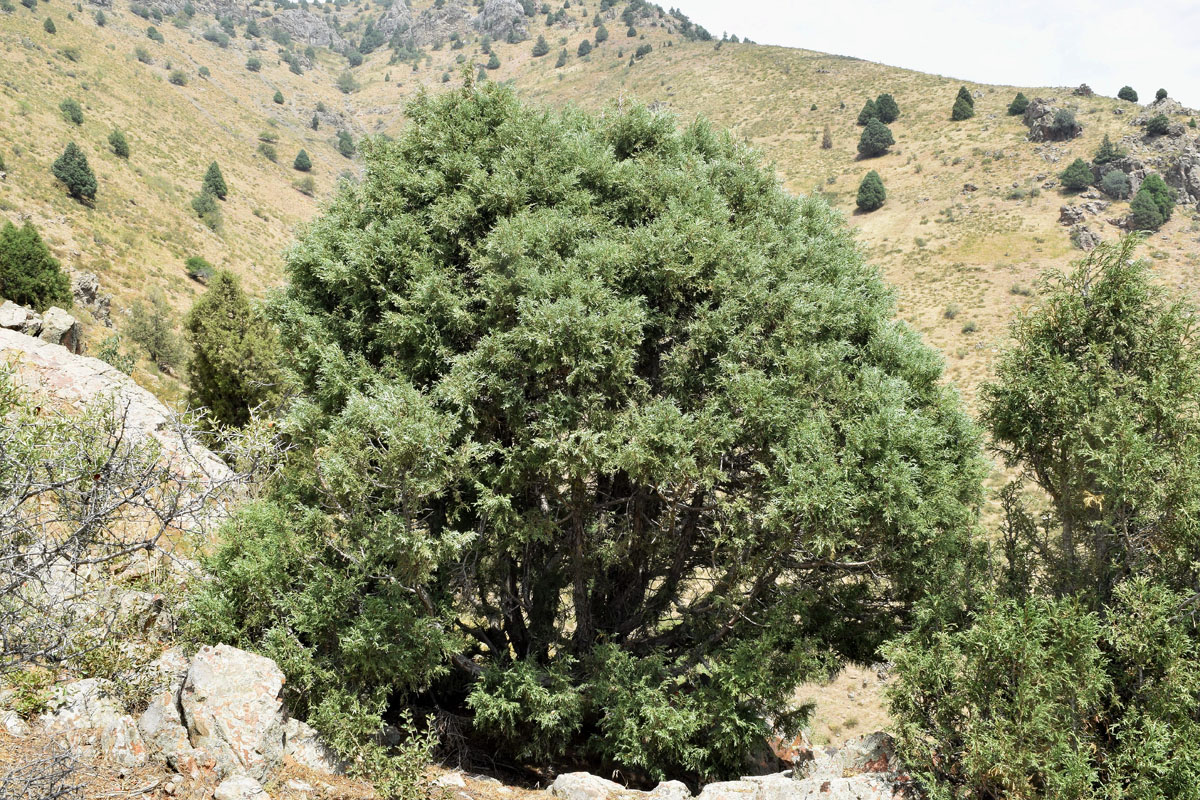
xmin=269 ymin=8 xmax=345 ymax=48
xmin=40 ymin=679 xmax=149 ymax=769
xmin=390 ymin=0 xmax=472 ymax=46
xmin=70 ymin=271 xmax=112 ymax=326
xmin=0 ymin=328 xmax=232 ymax=484
xmin=474 ymin=0 xmax=528 ymax=41
xmin=1073 ymin=84 xmax=1094 ymax=97
xmin=1165 ymin=141 xmax=1200 ymax=204
xmin=1023 ymin=98 xmax=1082 ymax=142
xmin=551 ymin=734 xmax=911 ymax=800
xmin=0 ymin=302 xmax=82 ymax=353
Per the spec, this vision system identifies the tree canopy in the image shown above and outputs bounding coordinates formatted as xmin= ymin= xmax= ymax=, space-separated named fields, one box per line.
xmin=0 ymin=220 xmax=72 ymax=311
xmin=194 ymin=84 xmax=985 ymax=783
xmin=51 ymin=142 xmax=96 ymax=203
xmin=856 ymin=170 xmax=885 ymax=211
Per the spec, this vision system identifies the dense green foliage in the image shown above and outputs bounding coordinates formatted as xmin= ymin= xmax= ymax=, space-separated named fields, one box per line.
xmin=955 ymin=86 xmax=974 ymax=108
xmin=59 ymin=98 xmax=83 ymax=125
xmin=184 ymin=271 xmax=281 ymax=429
xmin=193 ymin=85 xmax=984 ymax=783
xmin=1048 ymin=108 xmax=1079 ymax=139
xmin=532 ymin=34 xmax=549 ymax=56
xmin=203 ymin=161 xmax=228 ymax=200
xmin=1129 ymin=173 xmax=1174 ymax=230
xmin=595 ymin=24 xmax=608 ymax=43
xmin=1118 ymin=85 xmax=1138 ymax=102
xmin=576 ymin=39 xmax=591 ymax=56
xmin=855 ymin=170 xmax=885 ymax=211
xmin=1145 ymin=113 xmax=1170 ymax=135
xmin=1007 ymin=92 xmax=1029 ymax=115
xmin=293 ymin=149 xmax=312 ymax=171
xmin=246 ymin=56 xmax=262 ymax=71
xmin=0 ymin=220 xmax=72 ymax=311
xmin=42 ymin=16 xmax=54 ymax=33
xmin=857 ymin=118 xmax=894 ymax=157
xmin=1099 ymin=169 xmax=1131 ymax=199
xmin=1059 ymin=158 xmax=1092 ymax=191
xmin=888 ymin=238 xmax=1200 ymax=799
xmin=337 ymin=130 xmax=356 ymax=158
xmin=1092 ymin=134 xmax=1123 ymax=164
xmin=273 ymin=90 xmax=284 ymax=104
xmin=109 ymin=128 xmax=130 ymax=158
xmin=185 ymin=255 xmax=214 ymax=282
xmin=555 ymin=48 xmax=568 ymax=67
xmin=1156 ymin=88 xmax=1168 ymax=101
xmin=874 ymin=93 xmax=899 ymax=124
xmin=856 ymin=98 xmax=878 ymax=126
xmin=950 ymin=94 xmax=974 ymax=121
xmin=51 ymin=142 xmax=96 ymax=203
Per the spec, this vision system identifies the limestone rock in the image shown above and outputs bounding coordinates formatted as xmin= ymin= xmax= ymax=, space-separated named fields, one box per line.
xmin=214 ymin=773 xmax=271 ymax=800
xmin=410 ymin=1 xmax=472 ymax=46
xmin=1023 ymin=98 xmax=1082 ymax=142
xmin=0 ymin=300 xmax=42 ymax=335
xmin=71 ymin=271 xmax=112 ymax=326
xmin=1058 ymin=205 xmax=1085 ymax=225
xmin=550 ymin=773 xmax=626 ymax=800
xmin=649 ymin=781 xmax=692 ymax=800
xmin=38 ymin=306 xmax=82 ymax=354
xmin=181 ymin=645 xmax=286 ymax=780
xmin=473 ymin=0 xmax=527 ymax=41
xmin=695 ymin=780 xmax=758 ymax=800
xmin=40 ymin=679 xmax=148 ymax=768
xmin=1070 ymin=224 xmax=1101 ymax=250
xmin=139 ymin=688 xmax=204 ymax=774
xmin=283 ymin=718 xmax=344 ymax=774
xmin=2 ymin=709 xmax=29 ymax=737
xmin=269 ymin=9 xmax=345 ymax=47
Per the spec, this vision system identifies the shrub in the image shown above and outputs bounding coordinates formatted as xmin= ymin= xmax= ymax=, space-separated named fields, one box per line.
xmin=956 ymin=85 xmax=975 ymax=108
xmin=555 ymin=48 xmax=567 ymax=67
xmin=634 ymin=43 xmax=651 ymax=59
xmin=532 ymin=34 xmax=549 ymax=56
xmin=246 ymin=56 xmax=262 ymax=71
xmin=1059 ymin=158 xmax=1092 ymax=192
xmin=1129 ymin=173 xmax=1174 ymax=230
xmin=875 ymin=93 xmax=899 ymax=123
xmin=198 ymin=66 xmax=210 ymax=78
xmin=203 ymin=161 xmax=228 ymax=200
xmin=94 ymin=9 xmax=105 ymax=25
xmin=202 ymin=27 xmax=229 ymax=47
xmin=192 ymin=83 xmax=984 ymax=784
xmin=273 ymin=90 xmax=284 ymax=104
xmin=127 ymin=289 xmax=186 ymax=371
xmin=294 ymin=175 xmax=316 ymax=196
xmin=336 ymin=130 xmax=355 ymax=158
xmin=59 ymin=98 xmax=83 ymax=125
xmin=146 ymin=26 xmax=163 ymax=43
xmin=96 ymin=333 xmax=134 ymax=374
xmin=134 ymin=45 xmax=152 ymax=63
xmin=1093 ymin=133 xmax=1124 ymax=164
xmin=856 ymin=98 xmax=878 ymax=126
xmin=168 ymin=69 xmax=187 ymax=85
xmin=336 ymin=70 xmax=358 ymax=93
xmin=626 ymin=24 xmax=636 ymax=36
xmin=576 ymin=39 xmax=591 ymax=57
xmin=888 ymin=238 xmax=1200 ymax=799
xmin=1117 ymin=85 xmax=1138 ymax=102
xmin=257 ymin=142 xmax=277 ymax=162
xmin=1156 ymin=88 xmax=1168 ymax=101
xmin=191 ymin=190 xmax=221 ymax=230
xmin=108 ymin=128 xmax=129 ymax=159
xmin=855 ymin=169 xmax=885 ymax=211
xmin=184 ymin=255 xmax=214 ymax=283
xmin=345 ymin=48 xmax=363 ymax=67
xmin=311 ymin=113 xmax=320 ymax=130
xmin=1100 ymin=169 xmax=1131 ymax=199
xmin=951 ymin=94 xmax=974 ymax=121
xmin=184 ymin=270 xmax=281 ymax=428
xmin=821 ymin=124 xmax=832 ymax=150
xmin=857 ymin=118 xmax=894 ymax=158
xmin=0 ymin=220 xmax=72 ymax=311
xmin=51 ymin=142 xmax=96 ymax=203
xmin=293 ymin=149 xmax=312 ymax=171
xmin=42 ymin=16 xmax=54 ymax=33
xmin=1145 ymin=114 xmax=1170 ymax=136
xmin=1007 ymin=91 xmax=1029 ymax=115
xmin=1048 ymin=108 xmax=1078 ymax=139
xmin=595 ymin=24 xmax=608 ymax=43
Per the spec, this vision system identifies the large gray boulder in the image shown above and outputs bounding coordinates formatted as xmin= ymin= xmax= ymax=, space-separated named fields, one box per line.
xmin=40 ymin=679 xmax=148 ymax=768
xmin=0 ymin=300 xmax=42 ymax=335
xmin=1023 ymin=98 xmax=1082 ymax=142
xmin=550 ymin=773 xmax=626 ymax=800
xmin=39 ymin=306 xmax=82 ymax=354
xmin=269 ymin=8 xmax=345 ymax=47
xmin=181 ymin=644 xmax=287 ymax=780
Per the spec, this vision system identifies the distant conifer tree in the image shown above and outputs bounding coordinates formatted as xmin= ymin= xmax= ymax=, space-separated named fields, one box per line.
xmin=293 ymin=149 xmax=312 ymax=171
xmin=857 ymin=98 xmax=878 ymax=126
xmin=875 ymin=93 xmax=899 ymax=123
xmin=1007 ymin=92 xmax=1029 ymax=115
xmin=856 ymin=170 xmax=886 ymax=211
xmin=51 ymin=142 xmax=97 ymax=203
xmin=202 ymin=161 xmax=228 ymax=199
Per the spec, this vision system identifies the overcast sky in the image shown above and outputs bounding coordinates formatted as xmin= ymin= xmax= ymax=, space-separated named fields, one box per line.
xmin=670 ymin=0 xmax=1200 ymax=108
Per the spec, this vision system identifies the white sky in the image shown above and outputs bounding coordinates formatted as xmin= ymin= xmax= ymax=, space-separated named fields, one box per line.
xmin=670 ymin=0 xmax=1200 ymax=108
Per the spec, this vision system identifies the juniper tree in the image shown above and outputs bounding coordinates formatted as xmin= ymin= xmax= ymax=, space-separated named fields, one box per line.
xmin=555 ymin=48 xmax=568 ymax=67
xmin=875 ymin=93 xmax=899 ymax=123
xmin=857 ymin=117 xmax=894 ymax=157
xmin=532 ymin=34 xmax=549 ymax=56
xmin=192 ymin=83 xmax=985 ymax=783
xmin=576 ymin=39 xmax=591 ymax=56
xmin=293 ymin=149 xmax=312 ymax=171
xmin=1059 ymin=158 xmax=1092 ymax=192
xmin=202 ymin=161 xmax=228 ymax=199
xmin=951 ymin=93 xmax=975 ymax=121
xmin=336 ymin=129 xmax=355 ymax=158
xmin=184 ymin=270 xmax=282 ymax=429
xmin=1145 ymin=114 xmax=1170 ymax=136
xmin=857 ymin=97 xmax=878 ymax=126
xmin=51 ymin=142 xmax=96 ymax=203
xmin=1008 ymin=92 xmax=1029 ymax=115
xmin=595 ymin=24 xmax=608 ymax=43
xmin=856 ymin=169 xmax=885 ymax=211
xmin=273 ymin=89 xmax=284 ymax=104
xmin=1129 ymin=173 xmax=1174 ymax=230
xmin=1093 ymin=134 xmax=1123 ymax=164
xmin=0 ymin=220 xmax=72 ymax=311
xmin=1118 ymin=85 xmax=1138 ymax=102
xmin=108 ymin=128 xmax=129 ymax=158
xmin=42 ymin=16 xmax=54 ymax=33
xmin=956 ymin=85 xmax=975 ymax=107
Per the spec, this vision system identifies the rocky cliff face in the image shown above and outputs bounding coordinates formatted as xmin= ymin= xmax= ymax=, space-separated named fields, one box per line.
xmin=268 ymin=8 xmax=346 ymax=48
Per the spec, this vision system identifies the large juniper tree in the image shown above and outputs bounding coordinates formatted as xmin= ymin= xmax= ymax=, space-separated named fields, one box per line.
xmin=193 ymin=84 xmax=985 ymax=782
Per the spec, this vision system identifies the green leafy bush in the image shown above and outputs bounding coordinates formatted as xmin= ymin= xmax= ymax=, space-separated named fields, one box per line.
xmin=146 ymin=25 xmax=163 ymax=43
xmin=1145 ymin=113 xmax=1170 ymax=135
xmin=127 ymin=288 xmax=186 ymax=371
xmin=293 ymin=149 xmax=312 ymax=171
xmin=1129 ymin=173 xmax=1174 ymax=230
xmin=1007 ymin=92 xmax=1029 ymax=115
xmin=59 ymin=98 xmax=83 ymax=125
xmin=191 ymin=191 xmax=221 ymax=231
xmin=168 ymin=69 xmax=187 ymax=85
xmin=1099 ymin=169 xmax=1131 ymax=199
xmin=192 ymin=84 xmax=984 ymax=784
xmin=875 ymin=93 xmax=899 ymax=123
xmin=1093 ymin=133 xmax=1123 ymax=164
xmin=185 ymin=255 xmax=214 ymax=282
xmin=575 ymin=39 xmax=590 ymax=57
xmin=273 ymin=90 xmax=284 ymax=104
xmin=857 ymin=118 xmax=894 ymax=157
xmin=1156 ymin=88 xmax=1168 ymax=101
xmin=109 ymin=128 xmax=130 ymax=158
xmin=202 ymin=161 xmax=227 ymax=199
xmin=856 ymin=98 xmax=878 ymax=126
xmin=855 ymin=169 xmax=885 ymax=211
xmin=246 ymin=56 xmax=262 ymax=71
xmin=1118 ymin=85 xmax=1138 ymax=102
xmin=336 ymin=130 xmax=355 ymax=158
xmin=951 ymin=94 xmax=974 ymax=121
xmin=0 ymin=220 xmax=72 ymax=311
xmin=42 ymin=16 xmax=54 ymax=33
